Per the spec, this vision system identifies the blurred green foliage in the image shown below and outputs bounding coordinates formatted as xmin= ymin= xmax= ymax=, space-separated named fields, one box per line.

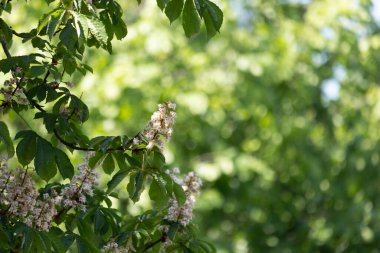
xmin=4 ymin=0 xmax=380 ymax=252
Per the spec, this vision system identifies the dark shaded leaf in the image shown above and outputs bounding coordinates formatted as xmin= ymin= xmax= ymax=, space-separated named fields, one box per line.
xmin=182 ymin=0 xmax=201 ymax=37
xmin=173 ymin=182 xmax=186 ymax=206
xmin=149 ymin=177 xmax=169 ymax=209
xmin=16 ymin=131 xmax=37 ymax=166
xmin=102 ymin=153 xmax=115 ymax=174
xmin=35 ymin=137 xmax=57 ymax=181
xmin=55 ymin=148 xmax=74 ymax=179
xmin=165 ymin=0 xmax=184 ymax=23
xmin=107 ymin=169 xmax=129 ymax=193
xmin=0 ymin=121 xmax=14 ymax=158
xmin=127 ymin=171 xmax=144 ymax=202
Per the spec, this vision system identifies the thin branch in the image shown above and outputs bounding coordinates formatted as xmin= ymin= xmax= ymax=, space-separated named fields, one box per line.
xmin=0 ymin=36 xmax=11 ymax=58
xmin=143 ymin=234 xmax=167 ymax=252
xmin=53 ymin=128 xmax=95 ymax=151
xmin=0 ymin=34 xmax=136 ymax=153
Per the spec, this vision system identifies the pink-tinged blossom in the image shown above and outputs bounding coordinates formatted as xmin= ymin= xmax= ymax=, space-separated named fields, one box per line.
xmin=165 ymin=170 xmax=202 ymax=226
xmin=136 ymin=101 xmax=176 ymax=150
xmin=61 ymin=152 xmax=99 ymax=211
xmin=4 ymin=168 xmax=39 ymax=220
xmin=0 ymin=77 xmax=29 ymax=106
xmin=101 ymin=239 xmax=135 ymax=253
xmin=26 ymin=190 xmax=60 ymax=232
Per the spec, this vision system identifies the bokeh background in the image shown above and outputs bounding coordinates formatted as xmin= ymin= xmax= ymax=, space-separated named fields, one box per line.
xmin=3 ymin=0 xmax=380 ymax=252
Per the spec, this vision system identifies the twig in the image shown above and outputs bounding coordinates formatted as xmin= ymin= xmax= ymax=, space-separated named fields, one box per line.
xmin=0 ymin=36 xmax=11 ymax=58
xmin=0 ymin=35 xmax=134 ymax=153
xmin=142 ymin=234 xmax=167 ymax=252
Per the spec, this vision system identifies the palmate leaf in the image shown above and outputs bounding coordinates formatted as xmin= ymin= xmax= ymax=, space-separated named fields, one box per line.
xmin=55 ymin=148 xmax=74 ymax=179
xmin=46 ymin=9 xmax=65 ymax=40
xmin=0 ymin=121 xmax=14 ymax=158
xmin=127 ymin=171 xmax=145 ymax=202
xmin=164 ymin=0 xmax=184 ymax=23
xmin=71 ymin=11 xmax=108 ymax=48
xmin=182 ymin=0 xmax=201 ymax=37
xmin=0 ymin=18 xmax=13 ymax=44
xmin=16 ymin=130 xmax=37 ymax=166
xmin=149 ymin=177 xmax=169 ymax=209
xmin=102 ymin=153 xmax=115 ymax=174
xmin=0 ymin=55 xmax=38 ymax=73
xmin=86 ymin=16 xmax=108 ymax=47
xmin=157 ymin=0 xmax=170 ymax=11
xmin=107 ymin=169 xmax=129 ymax=193
xmin=35 ymin=137 xmax=57 ymax=182
xmin=203 ymin=0 xmax=223 ymax=37
xmin=173 ymin=181 xmax=186 ymax=205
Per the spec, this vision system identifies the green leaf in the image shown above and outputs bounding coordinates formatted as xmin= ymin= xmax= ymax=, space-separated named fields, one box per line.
xmin=88 ymin=136 xmax=108 ymax=148
xmin=31 ymin=37 xmax=48 ymax=49
xmin=22 ymin=227 xmax=34 ymax=252
xmin=102 ymin=153 xmax=115 ymax=175
xmin=16 ymin=131 xmax=37 ymax=166
xmin=75 ymin=235 xmax=100 ymax=253
xmin=149 ymin=177 xmax=169 ymax=209
xmin=55 ymin=149 xmax=74 ymax=179
xmin=30 ymin=66 xmax=46 ymax=77
xmin=161 ymin=173 xmax=174 ymax=194
xmin=63 ymin=56 xmax=77 ymax=75
xmin=0 ymin=18 xmax=13 ymax=44
xmin=182 ymin=0 xmax=201 ymax=37
xmin=107 ymin=169 xmax=129 ymax=193
xmin=173 ymin=182 xmax=186 ymax=205
xmin=42 ymin=231 xmax=65 ymax=253
xmin=157 ymin=0 xmax=169 ymax=10
xmin=94 ymin=209 xmax=107 ymax=234
xmin=71 ymin=11 xmax=88 ymax=41
xmin=86 ymin=16 xmax=108 ymax=47
xmin=34 ymin=230 xmax=52 ymax=253
xmin=53 ymin=95 xmax=70 ymax=114
xmin=127 ymin=171 xmax=144 ymax=202
xmin=89 ymin=152 xmax=106 ymax=169
xmin=203 ymin=0 xmax=223 ymax=37
xmin=168 ymin=223 xmax=179 ymax=240
xmin=60 ymin=21 xmax=78 ymax=50
xmin=70 ymin=95 xmax=89 ymax=122
xmin=45 ymin=114 xmax=58 ymax=132
xmin=99 ymin=136 xmax=115 ymax=153
xmin=61 ymin=234 xmax=75 ymax=252
xmin=113 ymin=152 xmax=128 ymax=170
xmin=38 ymin=6 xmax=62 ymax=34
xmin=47 ymin=9 xmax=64 ymax=40
xmin=164 ymin=0 xmax=184 ymax=23
xmin=35 ymin=137 xmax=57 ymax=181
xmin=99 ymin=11 xmax=114 ymax=40
xmin=152 ymin=149 xmax=165 ymax=170
xmin=62 ymin=0 xmax=73 ymax=9
xmin=0 ymin=223 xmax=11 ymax=249
xmin=0 ymin=55 xmax=37 ymax=73
xmin=0 ymin=121 xmax=14 ymax=158
xmin=114 ymin=16 xmax=128 ymax=40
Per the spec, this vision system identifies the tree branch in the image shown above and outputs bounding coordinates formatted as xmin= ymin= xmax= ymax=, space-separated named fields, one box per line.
xmin=0 ymin=36 xmax=11 ymax=58
xmin=143 ymin=234 xmax=167 ymax=252
xmin=0 ymin=35 xmax=135 ymax=153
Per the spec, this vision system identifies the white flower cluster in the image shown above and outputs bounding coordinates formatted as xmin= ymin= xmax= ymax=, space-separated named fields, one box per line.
xmin=0 ymin=164 xmax=60 ymax=231
xmin=101 ymin=240 xmax=135 ymax=253
xmin=0 ymin=74 xmax=29 ymax=106
xmin=165 ymin=170 xmax=202 ymax=226
xmin=25 ymin=191 xmax=61 ymax=232
xmin=61 ymin=152 xmax=99 ymax=211
xmin=0 ymin=152 xmax=99 ymax=231
xmin=134 ymin=101 xmax=176 ymax=150
xmin=2 ymin=167 xmax=39 ymax=220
